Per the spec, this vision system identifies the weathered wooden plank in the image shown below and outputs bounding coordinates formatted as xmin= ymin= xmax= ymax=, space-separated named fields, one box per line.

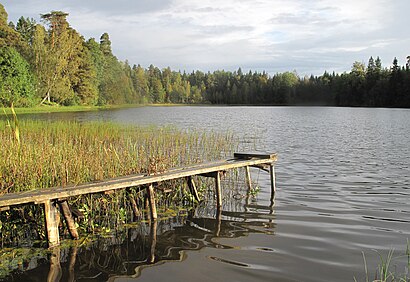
xmin=0 ymin=156 xmax=276 ymax=209
xmin=234 ymin=152 xmax=277 ymax=160
xmin=186 ymin=176 xmax=200 ymax=202
xmin=58 ymin=201 xmax=79 ymax=240
xmin=147 ymin=184 xmax=157 ymax=220
xmin=43 ymin=200 xmax=60 ymax=248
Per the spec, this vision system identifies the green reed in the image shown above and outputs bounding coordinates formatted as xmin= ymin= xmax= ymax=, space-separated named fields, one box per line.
xmin=0 ymin=120 xmax=236 ymax=193
xmin=0 ymin=120 xmax=238 ymax=245
xmin=355 ymin=240 xmax=410 ymax=282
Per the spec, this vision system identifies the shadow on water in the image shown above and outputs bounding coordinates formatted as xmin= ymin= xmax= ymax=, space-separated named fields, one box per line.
xmin=5 ymin=199 xmax=276 ymax=282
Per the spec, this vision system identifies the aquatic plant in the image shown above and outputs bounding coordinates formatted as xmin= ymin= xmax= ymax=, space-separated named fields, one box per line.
xmin=355 ymin=240 xmax=410 ymax=282
xmin=0 ymin=120 xmax=238 ymax=245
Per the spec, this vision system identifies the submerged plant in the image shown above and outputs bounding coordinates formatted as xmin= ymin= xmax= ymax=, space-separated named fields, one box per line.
xmin=249 ymin=185 xmax=261 ymax=198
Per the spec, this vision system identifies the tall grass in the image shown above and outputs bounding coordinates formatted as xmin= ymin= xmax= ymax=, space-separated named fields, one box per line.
xmin=355 ymin=240 xmax=410 ymax=282
xmin=0 ymin=119 xmax=238 ymax=245
xmin=0 ymin=120 xmax=236 ymax=194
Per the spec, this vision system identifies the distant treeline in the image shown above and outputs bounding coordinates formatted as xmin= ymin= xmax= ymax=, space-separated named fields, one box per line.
xmin=1 ymin=4 xmax=409 ymax=108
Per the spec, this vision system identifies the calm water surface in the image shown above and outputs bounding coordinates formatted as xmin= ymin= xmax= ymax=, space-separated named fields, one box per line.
xmin=8 ymin=107 xmax=410 ymax=281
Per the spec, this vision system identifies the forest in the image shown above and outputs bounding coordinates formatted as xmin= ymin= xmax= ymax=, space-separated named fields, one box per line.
xmin=1 ymin=4 xmax=410 ymax=108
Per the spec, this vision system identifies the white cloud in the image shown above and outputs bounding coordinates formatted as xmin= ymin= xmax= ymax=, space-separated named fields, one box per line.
xmin=2 ymin=0 xmax=409 ymax=75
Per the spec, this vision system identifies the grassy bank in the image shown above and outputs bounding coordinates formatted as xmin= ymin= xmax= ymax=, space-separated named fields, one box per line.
xmin=0 ymin=103 xmax=212 ymax=116
xmin=0 ymin=119 xmax=237 ymax=246
xmin=1 ymin=104 xmax=145 ymax=115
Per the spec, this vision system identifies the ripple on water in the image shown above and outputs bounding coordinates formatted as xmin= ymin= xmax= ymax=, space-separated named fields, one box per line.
xmin=10 ymin=106 xmax=410 ymax=282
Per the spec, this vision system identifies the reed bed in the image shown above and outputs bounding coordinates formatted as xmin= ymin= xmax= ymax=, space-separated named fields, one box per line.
xmin=0 ymin=120 xmax=236 ymax=193
xmin=0 ymin=119 xmax=238 ymax=246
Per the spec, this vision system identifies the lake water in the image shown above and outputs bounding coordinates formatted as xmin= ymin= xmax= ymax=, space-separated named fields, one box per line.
xmin=6 ymin=106 xmax=410 ymax=281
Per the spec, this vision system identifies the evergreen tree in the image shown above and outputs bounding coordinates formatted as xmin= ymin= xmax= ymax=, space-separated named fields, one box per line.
xmin=132 ymin=64 xmax=149 ymax=103
xmin=98 ymin=32 xmax=133 ymax=104
xmin=16 ymin=17 xmax=36 ymax=45
xmin=0 ymin=4 xmax=28 ymax=56
xmin=150 ymin=77 xmax=165 ymax=103
xmin=99 ymin=32 xmax=112 ymax=56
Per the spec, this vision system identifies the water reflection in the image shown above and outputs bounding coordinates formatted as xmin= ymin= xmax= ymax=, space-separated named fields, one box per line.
xmin=47 ymin=248 xmax=61 ymax=282
xmin=9 ymin=199 xmax=275 ymax=281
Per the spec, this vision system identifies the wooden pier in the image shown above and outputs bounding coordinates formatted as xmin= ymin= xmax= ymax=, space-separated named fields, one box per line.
xmin=0 ymin=152 xmax=277 ymax=247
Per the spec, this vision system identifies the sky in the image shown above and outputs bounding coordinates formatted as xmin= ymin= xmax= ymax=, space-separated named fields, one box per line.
xmin=2 ymin=0 xmax=410 ymax=76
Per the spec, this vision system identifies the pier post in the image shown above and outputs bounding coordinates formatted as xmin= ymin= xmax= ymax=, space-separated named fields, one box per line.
xmin=186 ymin=176 xmax=200 ymax=202
xmin=245 ymin=166 xmax=252 ymax=190
xmin=58 ymin=200 xmax=79 ymax=240
xmin=43 ymin=200 xmax=60 ymax=248
xmin=215 ymin=206 xmax=222 ymax=236
xmin=147 ymin=184 xmax=157 ymax=220
xmin=215 ymin=171 xmax=222 ymax=207
xmin=129 ymin=194 xmax=141 ymax=219
xmin=269 ymin=164 xmax=276 ymax=200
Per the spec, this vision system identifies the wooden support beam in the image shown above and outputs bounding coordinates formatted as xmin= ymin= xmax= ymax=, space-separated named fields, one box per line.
xmin=129 ymin=194 xmax=141 ymax=219
xmin=215 ymin=206 xmax=222 ymax=237
xmin=0 ymin=206 xmax=9 ymax=212
xmin=71 ymin=207 xmax=84 ymax=220
xmin=147 ymin=184 xmax=157 ymax=220
xmin=43 ymin=200 xmax=60 ymax=248
xmin=186 ymin=176 xmax=200 ymax=202
xmin=250 ymin=164 xmax=270 ymax=173
xmin=245 ymin=166 xmax=252 ymax=190
xmin=215 ymin=171 xmax=222 ymax=207
xmin=58 ymin=201 xmax=79 ymax=240
xmin=270 ymin=165 xmax=276 ymax=200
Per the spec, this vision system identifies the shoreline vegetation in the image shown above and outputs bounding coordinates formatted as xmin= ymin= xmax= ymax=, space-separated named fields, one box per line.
xmin=0 ymin=118 xmax=237 ymax=245
xmin=1 ymin=4 xmax=410 ymax=110
xmin=3 ymin=102 xmax=410 ymax=118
